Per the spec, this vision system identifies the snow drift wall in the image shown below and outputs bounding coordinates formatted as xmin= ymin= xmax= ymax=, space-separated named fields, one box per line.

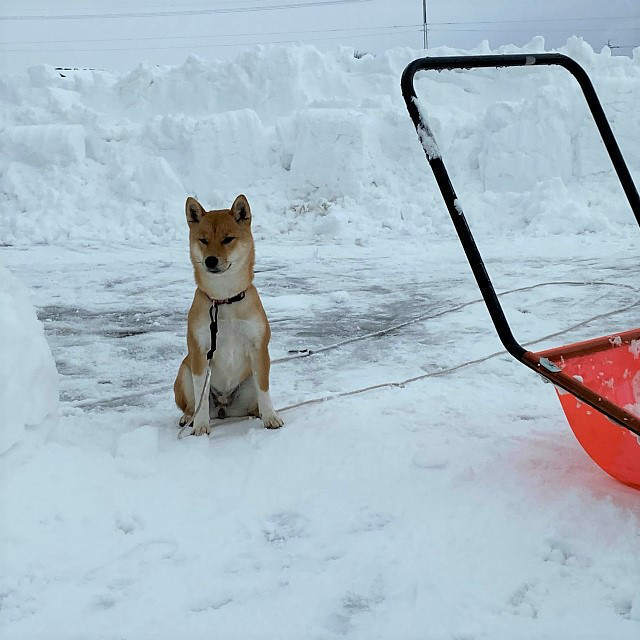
xmin=0 ymin=38 xmax=638 ymax=245
xmin=0 ymin=263 xmax=59 ymax=453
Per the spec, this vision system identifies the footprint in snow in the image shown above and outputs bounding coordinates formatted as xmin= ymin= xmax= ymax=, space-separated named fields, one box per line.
xmin=542 ymin=539 xmax=588 ymax=568
xmin=412 ymin=449 xmax=449 ymax=470
xmin=262 ymin=511 xmax=309 ymax=544
xmin=508 ymin=582 xmax=539 ymax=619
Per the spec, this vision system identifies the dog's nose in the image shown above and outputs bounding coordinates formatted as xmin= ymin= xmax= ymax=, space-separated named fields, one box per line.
xmin=205 ymin=256 xmax=219 ymax=270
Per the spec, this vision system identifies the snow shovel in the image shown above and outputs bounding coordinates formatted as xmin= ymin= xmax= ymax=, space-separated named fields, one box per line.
xmin=401 ymin=53 xmax=640 ymax=489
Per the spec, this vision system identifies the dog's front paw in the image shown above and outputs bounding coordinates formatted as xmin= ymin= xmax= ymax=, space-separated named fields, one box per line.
xmin=262 ymin=412 xmax=284 ymax=429
xmin=191 ymin=421 xmax=211 ymax=436
xmin=178 ymin=413 xmax=193 ymax=427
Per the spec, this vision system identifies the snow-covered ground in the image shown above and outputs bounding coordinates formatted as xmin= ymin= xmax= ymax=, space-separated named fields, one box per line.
xmin=1 ymin=39 xmax=640 ymax=638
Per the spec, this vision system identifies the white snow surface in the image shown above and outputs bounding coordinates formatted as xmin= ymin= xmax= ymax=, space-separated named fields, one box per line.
xmin=1 ymin=40 xmax=640 ymax=638
xmin=0 ymin=261 xmax=58 ymax=454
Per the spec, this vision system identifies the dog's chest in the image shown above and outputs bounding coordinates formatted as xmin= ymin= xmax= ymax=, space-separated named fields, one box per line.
xmin=208 ymin=309 xmax=260 ymax=390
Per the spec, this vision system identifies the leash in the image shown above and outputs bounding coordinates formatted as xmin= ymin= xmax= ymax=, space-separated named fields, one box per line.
xmin=186 ymin=289 xmax=246 ymax=429
xmin=206 ymin=290 xmax=246 ymax=359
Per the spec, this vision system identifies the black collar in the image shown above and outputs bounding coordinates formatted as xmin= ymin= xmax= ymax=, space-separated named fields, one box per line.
xmin=199 ymin=288 xmax=247 ymax=306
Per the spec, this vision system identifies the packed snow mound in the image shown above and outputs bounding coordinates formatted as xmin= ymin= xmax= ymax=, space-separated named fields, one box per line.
xmin=0 ymin=37 xmax=639 ymax=245
xmin=0 ymin=262 xmax=58 ymax=453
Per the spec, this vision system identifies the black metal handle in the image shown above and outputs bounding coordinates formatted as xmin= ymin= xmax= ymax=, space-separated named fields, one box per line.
xmin=401 ymin=53 xmax=640 ymax=360
xmin=401 ymin=53 xmax=640 ymax=436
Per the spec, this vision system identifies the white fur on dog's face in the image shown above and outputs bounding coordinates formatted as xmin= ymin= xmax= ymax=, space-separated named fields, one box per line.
xmin=190 ymin=236 xmax=248 ymax=276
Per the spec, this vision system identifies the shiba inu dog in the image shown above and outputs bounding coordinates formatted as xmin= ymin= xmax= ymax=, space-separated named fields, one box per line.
xmin=173 ymin=194 xmax=283 ymax=435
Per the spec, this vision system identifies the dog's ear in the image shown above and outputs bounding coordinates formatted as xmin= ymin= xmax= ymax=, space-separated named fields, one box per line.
xmin=230 ymin=194 xmax=251 ymax=224
xmin=186 ymin=197 xmax=205 ymax=225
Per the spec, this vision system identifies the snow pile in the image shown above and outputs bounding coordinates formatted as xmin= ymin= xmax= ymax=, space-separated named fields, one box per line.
xmin=0 ymin=263 xmax=58 ymax=453
xmin=0 ymin=37 xmax=638 ymax=245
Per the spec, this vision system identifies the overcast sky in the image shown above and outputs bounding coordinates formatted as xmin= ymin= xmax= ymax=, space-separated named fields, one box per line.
xmin=0 ymin=0 xmax=638 ymax=72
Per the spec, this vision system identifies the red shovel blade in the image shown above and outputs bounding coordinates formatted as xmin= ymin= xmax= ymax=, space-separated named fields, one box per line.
xmin=540 ymin=329 xmax=640 ymax=489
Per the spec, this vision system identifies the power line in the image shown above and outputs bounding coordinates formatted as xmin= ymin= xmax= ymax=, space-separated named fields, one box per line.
xmin=430 ymin=15 xmax=638 ymax=26
xmin=429 ymin=25 xmax=640 ymax=34
xmin=0 ymin=23 xmax=423 ymax=48
xmin=0 ymin=0 xmax=372 ymax=22
xmin=0 ymin=27 xmax=422 ymax=54
xmin=0 ymin=8 xmax=634 ymax=56
xmin=3 ymin=17 xmax=635 ymax=50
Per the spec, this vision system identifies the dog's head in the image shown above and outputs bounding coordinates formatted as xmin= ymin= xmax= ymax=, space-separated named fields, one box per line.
xmin=185 ymin=195 xmax=254 ymax=278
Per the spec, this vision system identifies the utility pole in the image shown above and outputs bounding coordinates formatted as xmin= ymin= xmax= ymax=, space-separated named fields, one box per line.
xmin=422 ymin=0 xmax=428 ymax=49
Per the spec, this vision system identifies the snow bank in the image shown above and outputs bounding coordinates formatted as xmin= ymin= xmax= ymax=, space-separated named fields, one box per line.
xmin=0 ymin=38 xmax=639 ymax=245
xmin=0 ymin=263 xmax=58 ymax=452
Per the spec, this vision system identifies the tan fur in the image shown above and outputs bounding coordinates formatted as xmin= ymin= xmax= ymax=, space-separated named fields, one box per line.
xmin=174 ymin=194 xmax=283 ymax=434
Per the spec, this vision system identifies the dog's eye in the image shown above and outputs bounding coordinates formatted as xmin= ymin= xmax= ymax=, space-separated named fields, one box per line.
xmin=221 ymin=236 xmax=235 ymax=245
xmin=199 ymin=238 xmax=208 ymax=246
